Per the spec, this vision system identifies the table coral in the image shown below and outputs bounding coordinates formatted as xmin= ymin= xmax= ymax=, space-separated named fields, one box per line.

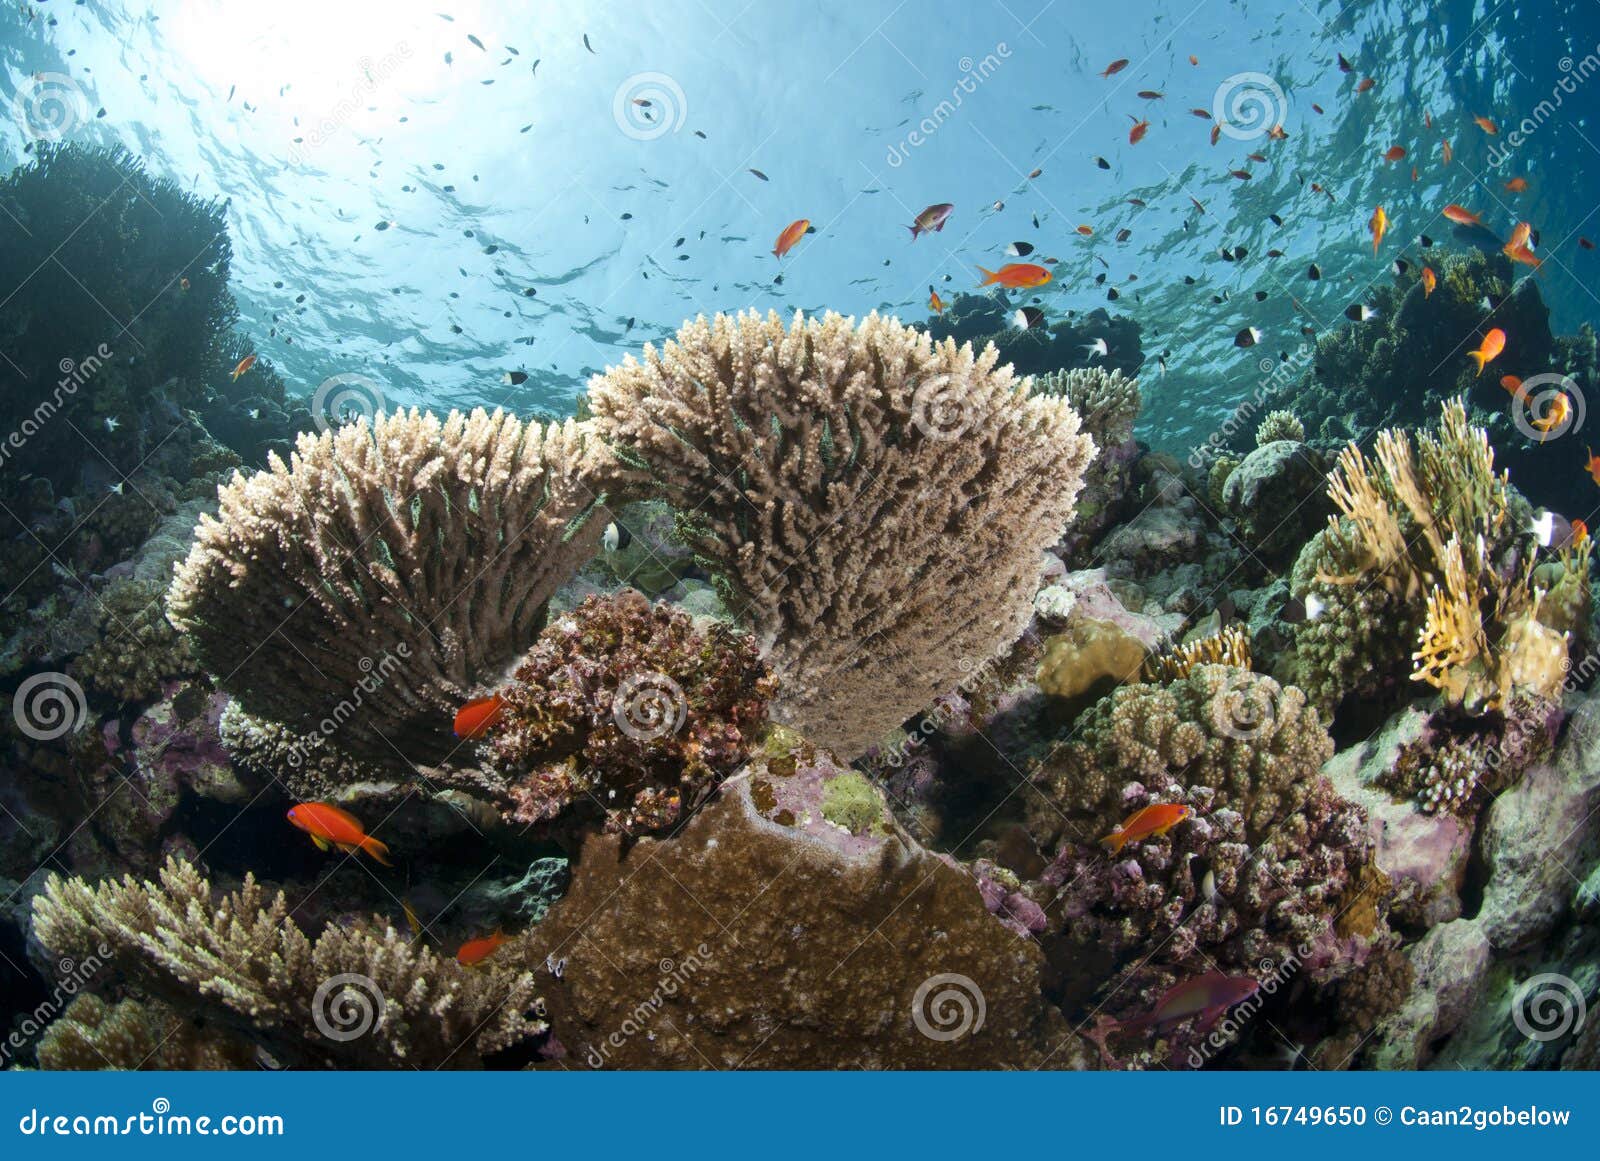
xmin=587 ymin=309 xmax=1095 ymax=759
xmin=168 ymin=408 xmax=621 ymax=769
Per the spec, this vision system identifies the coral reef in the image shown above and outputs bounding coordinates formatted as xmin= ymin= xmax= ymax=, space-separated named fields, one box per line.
xmin=71 ymin=579 xmax=196 ymax=702
xmin=32 ymin=857 xmax=546 ymax=1069
xmin=923 ymin=294 xmax=1144 ymax=380
xmin=1255 ymin=409 xmax=1305 ymax=446
xmin=168 ymin=409 xmax=619 ymax=768
xmin=587 ymin=309 xmax=1095 ymax=758
xmin=479 ymin=590 xmax=775 ymax=835
xmin=36 ymin=994 xmax=254 ymax=1071
xmin=1221 ymin=440 xmax=1331 ymax=561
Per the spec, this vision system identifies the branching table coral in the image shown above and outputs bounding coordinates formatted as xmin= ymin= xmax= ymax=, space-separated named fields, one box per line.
xmin=587 ymin=309 xmax=1096 ymax=758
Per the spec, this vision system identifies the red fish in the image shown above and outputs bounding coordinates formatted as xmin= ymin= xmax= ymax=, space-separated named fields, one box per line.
xmin=1100 ymin=803 xmax=1191 ymax=854
xmin=1355 ymin=77 xmax=1374 ymax=93
xmin=1441 ymin=139 xmax=1454 ymax=165
xmin=454 ymin=694 xmax=507 ymax=739
xmin=977 ymin=262 xmax=1051 ymax=289
xmin=906 ymin=203 xmax=953 ymax=241
xmin=1383 ymin=145 xmax=1406 ymax=162
xmin=1587 ymin=449 xmax=1600 ymax=487
xmin=1504 ymin=177 xmax=1529 ymax=192
xmin=287 ymin=802 xmax=392 ymax=865
xmin=230 ymin=354 xmax=257 ymax=381
xmin=1121 ymin=973 xmax=1261 ymax=1034
xmin=772 ymin=218 xmax=810 ymax=258
xmin=1442 ymin=203 xmax=1480 ymax=225
xmin=1421 ymin=266 xmax=1437 ymax=298
xmin=456 ymin=930 xmax=509 ymax=966
xmin=1128 ymin=115 xmax=1149 ymax=144
xmin=1368 ymin=205 xmax=1388 ymax=254
xmin=1100 ymin=58 xmax=1129 ymax=78
xmin=929 ymin=287 xmax=944 ymax=314
xmin=1573 ymin=518 xmax=1590 ymax=542
xmin=1501 ymin=374 xmax=1523 ymax=396
xmin=1474 ymin=115 xmax=1498 ymax=134
xmin=1469 ymin=328 xmax=1506 ymax=376
xmin=1582 ymin=237 xmax=1596 ymax=250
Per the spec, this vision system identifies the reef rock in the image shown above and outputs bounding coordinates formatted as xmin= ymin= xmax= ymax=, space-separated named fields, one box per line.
xmin=1366 ymin=919 xmax=1492 ymax=1069
xmin=530 ymin=768 xmax=1082 ymax=1069
xmin=1221 ymin=440 xmax=1330 ymax=561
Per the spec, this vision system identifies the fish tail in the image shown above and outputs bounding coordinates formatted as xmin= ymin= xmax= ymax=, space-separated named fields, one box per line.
xmin=1469 ymin=350 xmax=1488 ymax=376
xmin=1099 ymin=830 xmax=1126 ymax=855
xmin=977 ymin=266 xmax=998 ymax=286
xmin=907 ymin=224 xmax=921 ymax=241
xmin=363 ymin=835 xmax=393 ymax=867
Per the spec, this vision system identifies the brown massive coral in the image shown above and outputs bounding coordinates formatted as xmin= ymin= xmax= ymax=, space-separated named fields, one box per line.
xmin=168 ymin=409 xmax=618 ymax=768
xmin=587 ymin=310 xmax=1096 ymax=758
xmin=32 ymin=857 xmax=546 ymax=1069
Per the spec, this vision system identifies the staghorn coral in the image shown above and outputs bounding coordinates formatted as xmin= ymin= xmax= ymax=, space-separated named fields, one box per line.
xmin=1255 ymin=409 xmax=1305 ymax=446
xmin=32 ymin=857 xmax=546 ymax=1069
xmin=587 ymin=309 xmax=1095 ymax=758
xmin=1036 ymin=367 xmax=1141 ymax=448
xmin=37 ymin=994 xmax=254 ymax=1071
xmin=1143 ymin=624 xmax=1252 ymax=683
xmin=1293 ymin=398 xmax=1571 ymax=713
xmin=479 ymin=590 xmax=775 ymax=834
xmin=169 ymin=408 xmax=618 ymax=769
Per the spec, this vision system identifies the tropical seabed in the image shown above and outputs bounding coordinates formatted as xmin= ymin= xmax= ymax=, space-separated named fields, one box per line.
xmin=0 ymin=0 xmax=1598 ymax=1141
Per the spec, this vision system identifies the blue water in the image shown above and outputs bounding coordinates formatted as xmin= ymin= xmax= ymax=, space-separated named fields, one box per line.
xmin=2 ymin=0 xmax=1597 ymax=448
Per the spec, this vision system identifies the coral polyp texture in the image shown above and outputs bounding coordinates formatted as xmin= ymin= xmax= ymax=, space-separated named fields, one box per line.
xmin=479 ymin=590 xmax=776 ymax=834
xmin=32 ymin=857 xmax=546 ymax=1069
xmin=167 ymin=408 xmax=617 ymax=767
xmin=1293 ymin=397 xmax=1577 ymax=714
xmin=586 ymin=309 xmax=1095 ymax=758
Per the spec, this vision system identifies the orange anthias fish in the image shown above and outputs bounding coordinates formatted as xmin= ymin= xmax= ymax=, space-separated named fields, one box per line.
xmin=1533 ymin=392 xmax=1571 ymax=440
xmin=1100 ymin=58 xmax=1129 ymax=78
xmin=1501 ymin=374 xmax=1524 ymax=396
xmin=772 ymin=218 xmax=810 ymax=258
xmin=1474 ymin=115 xmax=1499 ymax=134
xmin=977 ymin=262 xmax=1051 ymax=289
xmin=456 ymin=930 xmax=509 ymax=967
xmin=1421 ymin=266 xmax=1437 ymax=298
xmin=1442 ymin=203 xmax=1481 ymax=226
xmin=929 ymin=287 xmax=944 ymax=314
xmin=1573 ymin=518 xmax=1590 ymax=543
xmin=1507 ymin=222 xmax=1532 ymax=250
xmin=1355 ymin=77 xmax=1375 ymax=92
xmin=1120 ymin=973 xmax=1261 ymax=1034
xmin=1441 ymin=139 xmax=1454 ymax=165
xmin=907 ymin=202 xmax=953 ymax=241
xmin=1383 ymin=145 xmax=1406 ymax=162
xmin=1128 ymin=115 xmax=1150 ymax=144
xmin=1504 ymin=223 xmax=1543 ymax=269
xmin=230 ymin=353 xmax=257 ymax=381
xmin=454 ymin=694 xmax=507 ymax=739
xmin=1469 ymin=328 xmax=1506 ymax=376
xmin=1368 ymin=205 xmax=1388 ymax=254
xmin=1586 ymin=449 xmax=1600 ymax=487
xmin=287 ymin=802 xmax=392 ymax=865
xmin=1504 ymin=177 xmax=1529 ymax=192
xmin=1100 ymin=803 xmax=1191 ymax=854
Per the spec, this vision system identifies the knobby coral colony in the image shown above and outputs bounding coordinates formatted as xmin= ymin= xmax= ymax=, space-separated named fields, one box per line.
xmin=9 ymin=265 xmax=1599 ymax=1071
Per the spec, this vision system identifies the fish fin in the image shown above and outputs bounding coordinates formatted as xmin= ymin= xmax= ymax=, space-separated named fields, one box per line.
xmin=336 ymin=842 xmax=359 ymax=855
xmin=1469 ymin=350 xmax=1487 ymax=376
xmin=363 ymin=836 xmax=393 ymax=867
xmin=934 ymin=220 xmax=946 ymax=232
xmin=907 ymin=225 xmax=920 ymax=241
xmin=977 ymin=266 xmax=997 ymax=285
xmin=1099 ymin=830 xmax=1125 ymax=854
xmin=310 ymin=833 xmax=332 ymax=852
